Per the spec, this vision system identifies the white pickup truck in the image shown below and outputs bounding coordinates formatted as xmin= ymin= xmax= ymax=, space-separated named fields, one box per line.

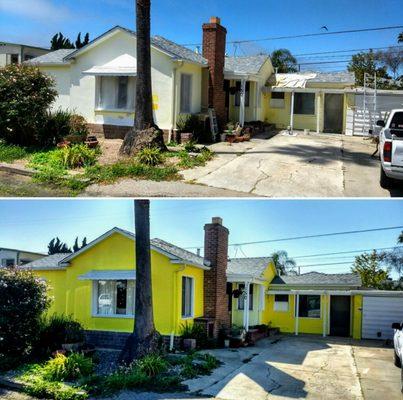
xmin=392 ymin=322 xmax=403 ymax=392
xmin=378 ymin=109 xmax=403 ymax=188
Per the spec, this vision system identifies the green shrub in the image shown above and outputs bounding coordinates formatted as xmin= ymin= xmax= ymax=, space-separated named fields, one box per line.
xmin=42 ymin=353 xmax=93 ymax=382
xmin=0 ymin=141 xmax=28 ymax=162
xmin=106 ymin=367 xmax=150 ymax=391
xmin=37 ymin=314 xmax=85 ymax=355
xmin=136 ymin=147 xmax=163 ymax=166
xmin=0 ymin=269 xmax=50 ymax=371
xmin=136 ymin=354 xmax=168 ymax=377
xmin=177 ymin=148 xmax=213 ymax=169
xmin=180 ymin=322 xmax=208 ymax=349
xmin=0 ymin=64 xmax=57 ymax=146
xmin=56 ymin=144 xmax=100 ymax=169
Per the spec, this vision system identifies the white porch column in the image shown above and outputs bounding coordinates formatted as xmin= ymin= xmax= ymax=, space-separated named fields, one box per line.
xmin=239 ymin=79 xmax=246 ymax=127
xmin=316 ymin=93 xmax=321 ymax=134
xmin=290 ymin=91 xmax=295 ymax=133
xmin=243 ymin=281 xmax=250 ymax=331
xmin=295 ymin=294 xmax=299 ymax=336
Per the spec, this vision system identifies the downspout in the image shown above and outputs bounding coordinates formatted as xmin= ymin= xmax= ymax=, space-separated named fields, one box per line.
xmin=170 ymin=61 xmax=184 ymax=143
xmin=171 ymin=262 xmax=186 ymax=350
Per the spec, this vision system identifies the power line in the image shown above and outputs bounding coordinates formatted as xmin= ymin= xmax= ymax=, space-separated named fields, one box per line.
xmin=181 ymin=25 xmax=403 ymax=47
xmin=185 ymin=225 xmax=403 ymax=250
xmin=298 ymin=261 xmax=356 ymax=268
xmin=294 ymin=45 xmax=403 ymax=57
xmin=293 ymin=246 xmax=403 ymax=259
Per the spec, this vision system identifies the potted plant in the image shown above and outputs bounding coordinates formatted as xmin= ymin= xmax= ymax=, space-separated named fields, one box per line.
xmin=85 ymin=135 xmax=99 ymax=148
xmin=226 ymin=133 xmax=236 ymax=144
xmin=228 ymin=325 xmax=246 ymax=348
xmin=61 ymin=321 xmax=85 ymax=351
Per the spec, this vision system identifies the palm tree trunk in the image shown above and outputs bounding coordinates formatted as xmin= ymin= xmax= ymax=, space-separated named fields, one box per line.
xmin=120 ymin=200 xmax=159 ymax=363
xmin=135 ymin=0 xmax=154 ymax=130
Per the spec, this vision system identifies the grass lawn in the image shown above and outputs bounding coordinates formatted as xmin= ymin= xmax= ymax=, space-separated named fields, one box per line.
xmin=0 ymin=142 xmax=29 ymax=163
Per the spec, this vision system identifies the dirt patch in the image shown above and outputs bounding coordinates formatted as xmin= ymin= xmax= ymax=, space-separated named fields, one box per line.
xmin=98 ymin=139 xmax=124 ymax=165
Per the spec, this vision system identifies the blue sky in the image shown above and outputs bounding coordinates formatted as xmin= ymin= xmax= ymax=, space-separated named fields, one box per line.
xmin=1 ymin=199 xmax=402 ymax=275
xmin=0 ymin=0 xmax=402 ymax=71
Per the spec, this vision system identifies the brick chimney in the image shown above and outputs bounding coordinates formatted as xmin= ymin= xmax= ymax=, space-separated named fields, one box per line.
xmin=202 ymin=17 xmax=227 ymax=127
xmin=202 ymin=217 xmax=230 ymax=337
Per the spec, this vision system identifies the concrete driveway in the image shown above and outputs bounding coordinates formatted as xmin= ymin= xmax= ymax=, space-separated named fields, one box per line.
xmin=183 ymin=335 xmax=401 ymax=400
xmin=181 ymin=132 xmax=403 ymax=198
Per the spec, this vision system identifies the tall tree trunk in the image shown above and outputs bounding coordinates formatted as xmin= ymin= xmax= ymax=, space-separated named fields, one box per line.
xmin=119 ymin=0 xmax=167 ymax=156
xmin=135 ymin=0 xmax=154 ymax=130
xmin=120 ymin=200 xmax=160 ymax=363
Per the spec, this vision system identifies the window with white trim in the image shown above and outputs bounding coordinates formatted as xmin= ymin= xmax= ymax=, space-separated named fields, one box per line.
xmin=180 ymin=74 xmax=192 ymax=113
xmin=97 ymin=76 xmax=135 ymax=111
xmin=270 ymin=92 xmax=285 ymax=109
xmin=235 ymin=81 xmax=250 ymax=107
xmin=274 ymin=294 xmax=289 ymax=312
xmin=296 ymin=295 xmax=321 ymax=318
xmin=94 ymin=280 xmax=135 ymax=316
xmin=181 ymin=276 xmax=194 ymax=318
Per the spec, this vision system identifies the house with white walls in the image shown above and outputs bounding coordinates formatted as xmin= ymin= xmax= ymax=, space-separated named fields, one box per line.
xmin=0 ymin=247 xmax=45 ymax=268
xmin=27 ymin=16 xmax=402 ymax=139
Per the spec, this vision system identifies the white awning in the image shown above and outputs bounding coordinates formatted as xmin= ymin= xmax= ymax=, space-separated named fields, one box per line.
xmin=83 ymin=54 xmax=137 ymax=76
xmin=78 ymin=270 xmax=136 ymax=281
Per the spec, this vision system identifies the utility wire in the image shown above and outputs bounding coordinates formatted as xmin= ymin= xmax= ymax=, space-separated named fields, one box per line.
xmin=181 ymin=25 xmax=403 ymax=47
xmin=294 ymin=45 xmax=403 ymax=57
xmin=293 ymin=246 xmax=403 ymax=259
xmin=185 ymin=225 xmax=403 ymax=250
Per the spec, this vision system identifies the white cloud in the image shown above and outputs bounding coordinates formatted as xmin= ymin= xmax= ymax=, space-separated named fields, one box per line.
xmin=0 ymin=0 xmax=71 ymax=21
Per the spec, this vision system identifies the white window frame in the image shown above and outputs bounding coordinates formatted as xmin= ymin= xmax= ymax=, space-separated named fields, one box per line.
xmin=181 ymin=276 xmax=195 ymax=319
xmin=237 ymin=283 xmax=254 ymax=311
xmin=295 ymin=294 xmax=321 ymax=319
xmin=180 ymin=73 xmax=193 ymax=114
xmin=274 ymin=294 xmax=289 ymax=312
xmin=95 ymin=76 xmax=135 ymax=112
xmin=92 ymin=280 xmax=135 ymax=319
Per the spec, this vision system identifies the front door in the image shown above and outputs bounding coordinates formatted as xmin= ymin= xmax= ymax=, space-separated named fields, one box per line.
xmin=324 ymin=94 xmax=344 ymax=133
xmin=330 ymin=296 xmax=351 ymax=337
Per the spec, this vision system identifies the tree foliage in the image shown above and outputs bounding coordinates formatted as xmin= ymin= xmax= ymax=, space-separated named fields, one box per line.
xmin=271 ymin=250 xmax=297 ymax=275
xmin=271 ymin=49 xmax=298 ymax=73
xmin=0 ymin=64 xmax=57 ymax=145
xmin=73 ymin=237 xmax=87 ymax=253
xmin=375 ymin=47 xmax=403 ymax=79
xmin=51 ymin=32 xmax=90 ymax=50
xmin=379 ymin=231 xmax=403 ymax=278
xmin=351 ymin=250 xmax=391 ymax=289
xmin=348 ymin=50 xmax=390 ymax=88
xmin=0 ymin=269 xmax=50 ymax=370
xmin=47 ymin=237 xmax=72 ymax=255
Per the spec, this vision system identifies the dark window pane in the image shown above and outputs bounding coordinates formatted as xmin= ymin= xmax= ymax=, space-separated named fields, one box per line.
xmin=294 ymin=93 xmax=315 ymax=115
xmin=297 ymin=295 xmax=320 ymax=318
xmin=116 ymin=280 xmax=127 ymax=315
xmin=117 ymin=77 xmax=128 ymax=109
xmin=271 ymin=92 xmax=285 ymax=100
xmin=275 ymin=294 xmax=289 ymax=302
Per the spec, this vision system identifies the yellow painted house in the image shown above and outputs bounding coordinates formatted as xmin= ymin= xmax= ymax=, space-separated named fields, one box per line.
xmin=22 ymin=218 xmax=373 ymax=348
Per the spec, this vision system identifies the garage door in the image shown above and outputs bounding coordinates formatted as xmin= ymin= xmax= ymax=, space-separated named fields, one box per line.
xmin=362 ymin=296 xmax=403 ymax=339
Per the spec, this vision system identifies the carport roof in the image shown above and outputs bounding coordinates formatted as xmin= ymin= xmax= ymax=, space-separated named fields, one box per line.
xmin=271 ymin=272 xmax=362 ymax=286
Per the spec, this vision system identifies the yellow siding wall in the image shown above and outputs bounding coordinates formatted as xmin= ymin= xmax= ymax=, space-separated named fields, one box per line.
xmin=34 ymin=232 xmax=204 ymax=336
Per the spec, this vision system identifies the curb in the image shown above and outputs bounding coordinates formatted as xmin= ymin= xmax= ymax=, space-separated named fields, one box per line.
xmin=0 ymin=164 xmax=35 ymax=177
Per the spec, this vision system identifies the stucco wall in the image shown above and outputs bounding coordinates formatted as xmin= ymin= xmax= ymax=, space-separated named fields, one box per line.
xmin=41 ymin=66 xmax=72 ymax=111
xmin=33 ymin=232 xmax=205 ymax=336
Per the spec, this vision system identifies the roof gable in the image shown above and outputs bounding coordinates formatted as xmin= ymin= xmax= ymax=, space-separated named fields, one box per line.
xmin=225 ymin=55 xmax=270 ymax=75
xmin=227 ymin=257 xmax=273 ymax=279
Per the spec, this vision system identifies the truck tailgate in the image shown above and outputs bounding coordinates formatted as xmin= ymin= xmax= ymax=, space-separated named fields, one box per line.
xmin=392 ymin=139 xmax=403 ymax=167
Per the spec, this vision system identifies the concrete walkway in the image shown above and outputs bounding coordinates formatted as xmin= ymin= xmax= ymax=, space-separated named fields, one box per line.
xmin=181 ymin=132 xmax=403 ymax=198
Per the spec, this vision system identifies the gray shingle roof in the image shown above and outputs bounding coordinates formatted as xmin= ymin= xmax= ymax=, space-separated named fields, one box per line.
xmin=271 ymin=272 xmax=361 ymax=286
xmin=227 ymin=257 xmax=272 ymax=278
xmin=306 ymin=71 xmax=355 ymax=84
xmin=21 ymin=253 xmax=71 ymax=270
xmin=225 ymin=55 xmax=269 ymax=75
xmin=26 ymin=49 xmax=75 ymax=65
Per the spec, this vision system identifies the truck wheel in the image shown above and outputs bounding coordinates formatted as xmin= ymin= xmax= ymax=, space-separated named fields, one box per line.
xmin=395 ymin=350 xmax=402 ymax=367
xmin=380 ymin=168 xmax=393 ymax=189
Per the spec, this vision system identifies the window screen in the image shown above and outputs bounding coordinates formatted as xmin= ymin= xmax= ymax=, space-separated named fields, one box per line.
xmin=235 ymin=81 xmax=250 ymax=107
xmin=294 ymin=93 xmax=315 ymax=115
xmin=182 ymin=276 xmax=194 ymax=317
xmin=180 ymin=74 xmax=192 ymax=113
xmin=98 ymin=76 xmax=135 ymax=110
xmin=297 ymin=295 xmax=321 ymax=318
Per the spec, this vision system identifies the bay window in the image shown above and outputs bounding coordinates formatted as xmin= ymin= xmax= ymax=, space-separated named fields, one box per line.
xmin=95 ymin=280 xmax=135 ymax=316
xmin=97 ymin=76 xmax=135 ymax=111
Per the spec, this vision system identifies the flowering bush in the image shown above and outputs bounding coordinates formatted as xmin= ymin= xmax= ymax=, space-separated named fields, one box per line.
xmin=0 ymin=269 xmax=50 ymax=370
xmin=0 ymin=64 xmax=57 ymax=145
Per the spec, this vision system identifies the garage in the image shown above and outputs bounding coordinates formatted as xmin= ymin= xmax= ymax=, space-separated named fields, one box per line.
xmin=362 ymin=294 xmax=403 ymax=340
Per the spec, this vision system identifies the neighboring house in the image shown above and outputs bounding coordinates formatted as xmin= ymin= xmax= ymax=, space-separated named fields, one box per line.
xmin=23 ymin=218 xmax=403 ymax=348
xmin=0 ymin=42 xmax=49 ymax=67
xmin=27 ymin=16 xmax=403 ymax=138
xmin=0 ymin=247 xmax=45 ymax=268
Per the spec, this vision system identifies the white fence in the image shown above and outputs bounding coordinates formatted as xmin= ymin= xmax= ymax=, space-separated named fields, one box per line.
xmin=346 ymin=92 xmax=403 ymax=136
